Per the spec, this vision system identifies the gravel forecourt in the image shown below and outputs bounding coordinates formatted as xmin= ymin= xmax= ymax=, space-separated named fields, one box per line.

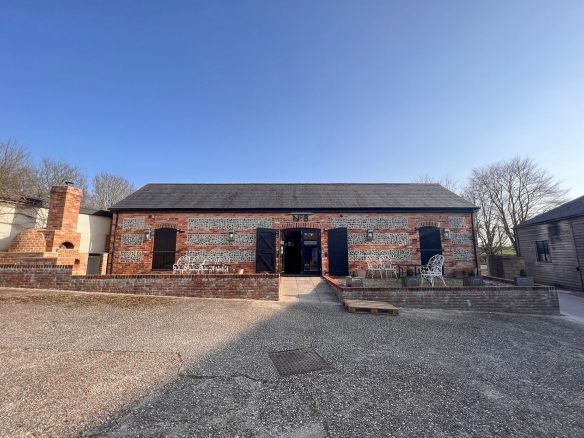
xmin=0 ymin=281 xmax=583 ymax=437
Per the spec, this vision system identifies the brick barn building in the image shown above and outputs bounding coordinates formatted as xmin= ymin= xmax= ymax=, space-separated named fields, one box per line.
xmin=108 ymin=183 xmax=479 ymax=276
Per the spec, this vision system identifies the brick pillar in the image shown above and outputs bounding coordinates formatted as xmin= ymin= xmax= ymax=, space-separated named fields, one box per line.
xmin=46 ymin=185 xmax=83 ymax=231
xmin=44 ymin=185 xmax=83 ymax=252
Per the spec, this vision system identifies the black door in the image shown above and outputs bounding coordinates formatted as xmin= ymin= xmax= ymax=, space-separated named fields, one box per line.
xmin=419 ymin=226 xmax=442 ymax=265
xmin=328 ymin=227 xmax=348 ymax=276
xmin=152 ymin=228 xmax=177 ymax=270
xmin=283 ymin=229 xmax=302 ymax=274
xmin=256 ymin=228 xmax=277 ymax=273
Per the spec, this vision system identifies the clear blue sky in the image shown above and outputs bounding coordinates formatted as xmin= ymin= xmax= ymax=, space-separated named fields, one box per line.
xmin=1 ymin=1 xmax=583 ymax=196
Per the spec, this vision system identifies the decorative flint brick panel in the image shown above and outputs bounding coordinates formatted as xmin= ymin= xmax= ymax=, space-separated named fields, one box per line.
xmin=448 ymin=216 xmax=466 ymax=228
xmin=450 ymin=232 xmax=471 ymax=245
xmin=0 ymin=265 xmax=279 ymax=301
xmin=453 ymin=248 xmax=474 ymax=261
xmin=323 ymin=275 xmax=559 ymax=315
xmin=187 ymin=233 xmax=256 ymax=246
xmin=187 ymin=218 xmax=272 ymax=230
xmin=348 ymin=249 xmax=412 ymax=262
xmin=121 ymin=234 xmax=144 ymax=245
xmin=331 ymin=217 xmax=408 ymax=229
xmin=122 ymin=217 xmax=146 ymax=230
xmin=348 ymin=232 xmax=409 ymax=245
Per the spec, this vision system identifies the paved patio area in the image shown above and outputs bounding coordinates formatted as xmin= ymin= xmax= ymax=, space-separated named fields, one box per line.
xmin=279 ymin=276 xmax=340 ymax=303
xmin=0 ymin=286 xmax=583 ymax=437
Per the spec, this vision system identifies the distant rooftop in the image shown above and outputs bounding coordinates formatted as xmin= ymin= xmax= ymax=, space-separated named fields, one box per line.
xmin=110 ymin=183 xmax=477 ymax=211
xmin=518 ymin=195 xmax=584 ymax=227
xmin=0 ymin=190 xmax=111 ymax=217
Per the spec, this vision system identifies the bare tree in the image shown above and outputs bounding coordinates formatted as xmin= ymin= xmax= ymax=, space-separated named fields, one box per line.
xmin=462 ymin=180 xmax=507 ymax=256
xmin=0 ymin=140 xmax=36 ymax=194
xmin=414 ymin=174 xmax=460 ymax=193
xmin=468 ymin=157 xmax=568 ymax=251
xmin=32 ymin=158 xmax=89 ymax=203
xmin=86 ymin=172 xmax=135 ymax=209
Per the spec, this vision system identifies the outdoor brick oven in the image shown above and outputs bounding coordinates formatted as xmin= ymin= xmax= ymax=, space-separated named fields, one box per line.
xmin=107 ymin=184 xmax=480 ymax=276
xmin=1 ymin=184 xmax=91 ymax=274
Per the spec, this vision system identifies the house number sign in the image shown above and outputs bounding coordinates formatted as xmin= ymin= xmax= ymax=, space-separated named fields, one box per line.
xmin=292 ymin=214 xmax=310 ymax=222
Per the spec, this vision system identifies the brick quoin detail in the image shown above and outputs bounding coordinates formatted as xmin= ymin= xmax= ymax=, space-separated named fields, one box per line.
xmin=109 ymin=211 xmax=478 ymax=275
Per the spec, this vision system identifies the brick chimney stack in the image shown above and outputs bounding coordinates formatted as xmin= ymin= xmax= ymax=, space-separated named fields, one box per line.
xmin=46 ymin=184 xmax=83 ymax=231
xmin=44 ymin=184 xmax=83 ymax=252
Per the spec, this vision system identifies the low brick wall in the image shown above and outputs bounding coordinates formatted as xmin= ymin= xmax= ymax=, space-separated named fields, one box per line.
xmin=0 ymin=265 xmax=279 ymax=301
xmin=488 ymin=255 xmax=525 ymax=279
xmin=323 ymin=275 xmax=559 ymax=315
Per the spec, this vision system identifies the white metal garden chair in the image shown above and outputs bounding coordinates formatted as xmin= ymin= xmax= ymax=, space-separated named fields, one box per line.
xmin=172 ymin=256 xmax=190 ymax=274
xmin=366 ymin=255 xmax=383 ymax=278
xmin=379 ymin=255 xmax=397 ymax=279
xmin=420 ymin=254 xmax=446 ymax=287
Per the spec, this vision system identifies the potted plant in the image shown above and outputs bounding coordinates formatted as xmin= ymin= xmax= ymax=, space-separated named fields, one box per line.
xmin=346 ymin=269 xmax=364 ymax=287
xmin=462 ymin=269 xmax=484 ymax=286
xmin=514 ymin=269 xmax=534 ymax=286
xmin=401 ymin=268 xmax=420 ymax=287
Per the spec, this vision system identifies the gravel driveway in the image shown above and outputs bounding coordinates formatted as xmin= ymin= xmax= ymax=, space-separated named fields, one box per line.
xmin=0 ymin=284 xmax=583 ymax=437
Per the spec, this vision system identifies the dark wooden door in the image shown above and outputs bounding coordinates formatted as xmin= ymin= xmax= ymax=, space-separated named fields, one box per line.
xmin=256 ymin=228 xmax=277 ymax=273
xmin=328 ymin=227 xmax=348 ymax=276
xmin=87 ymin=254 xmax=101 ymax=275
xmin=419 ymin=226 xmax=442 ymax=265
xmin=152 ymin=228 xmax=177 ymax=270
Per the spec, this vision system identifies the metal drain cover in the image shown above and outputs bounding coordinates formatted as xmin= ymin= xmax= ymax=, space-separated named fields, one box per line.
xmin=269 ymin=348 xmax=331 ymax=377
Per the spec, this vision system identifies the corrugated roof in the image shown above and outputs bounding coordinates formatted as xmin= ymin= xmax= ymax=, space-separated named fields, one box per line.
xmin=518 ymin=195 xmax=584 ymax=227
xmin=110 ymin=183 xmax=477 ymax=211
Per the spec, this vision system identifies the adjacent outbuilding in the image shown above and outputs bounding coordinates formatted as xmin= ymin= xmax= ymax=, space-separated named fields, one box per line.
xmin=516 ymin=195 xmax=584 ymax=291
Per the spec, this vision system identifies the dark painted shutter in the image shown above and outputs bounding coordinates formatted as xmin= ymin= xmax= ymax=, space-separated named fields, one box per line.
xmin=419 ymin=227 xmax=442 ymax=265
xmin=152 ymin=228 xmax=177 ymax=270
xmin=328 ymin=227 xmax=348 ymax=276
xmin=256 ymin=228 xmax=277 ymax=273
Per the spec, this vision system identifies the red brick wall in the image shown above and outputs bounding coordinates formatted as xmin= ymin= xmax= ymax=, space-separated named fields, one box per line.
xmin=109 ymin=211 xmax=478 ymax=275
xmin=46 ymin=186 xmax=83 ymax=231
xmin=322 ymin=275 xmax=559 ymax=315
xmin=0 ymin=265 xmax=279 ymax=301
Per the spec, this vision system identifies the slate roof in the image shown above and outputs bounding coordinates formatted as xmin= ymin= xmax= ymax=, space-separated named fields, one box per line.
xmin=110 ymin=183 xmax=477 ymax=211
xmin=517 ymin=195 xmax=584 ymax=227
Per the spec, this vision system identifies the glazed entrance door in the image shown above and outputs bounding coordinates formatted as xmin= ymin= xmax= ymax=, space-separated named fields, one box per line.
xmin=300 ymin=229 xmax=321 ymax=275
xmin=282 ymin=228 xmax=321 ymax=275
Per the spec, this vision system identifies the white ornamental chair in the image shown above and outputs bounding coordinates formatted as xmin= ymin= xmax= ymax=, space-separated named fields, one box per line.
xmin=420 ymin=254 xmax=446 ymax=287
xmin=187 ymin=256 xmax=204 ymax=274
xmin=172 ymin=255 xmax=189 ymax=274
xmin=379 ymin=255 xmax=397 ymax=279
xmin=365 ymin=255 xmax=383 ymax=279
